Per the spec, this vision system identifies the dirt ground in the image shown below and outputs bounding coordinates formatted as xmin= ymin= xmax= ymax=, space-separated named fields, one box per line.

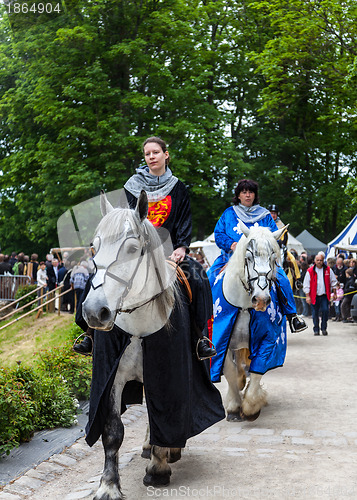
xmin=2 ymin=317 xmax=357 ymax=500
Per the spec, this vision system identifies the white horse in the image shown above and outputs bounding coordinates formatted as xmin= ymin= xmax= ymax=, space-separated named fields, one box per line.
xmin=216 ymin=221 xmax=286 ymax=421
xmin=82 ymin=190 xmax=224 ymax=500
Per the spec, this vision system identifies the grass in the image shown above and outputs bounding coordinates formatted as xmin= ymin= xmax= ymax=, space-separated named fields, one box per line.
xmin=0 ymin=311 xmax=75 ymax=368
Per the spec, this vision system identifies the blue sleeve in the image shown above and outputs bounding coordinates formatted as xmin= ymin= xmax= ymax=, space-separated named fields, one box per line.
xmin=214 ymin=210 xmax=236 ymax=253
xmin=264 ymin=214 xmax=278 ymax=232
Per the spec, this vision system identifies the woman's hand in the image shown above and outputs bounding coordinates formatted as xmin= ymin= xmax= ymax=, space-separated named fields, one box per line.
xmin=170 ymin=246 xmax=186 ymax=264
xmin=230 ymin=242 xmax=237 ymax=252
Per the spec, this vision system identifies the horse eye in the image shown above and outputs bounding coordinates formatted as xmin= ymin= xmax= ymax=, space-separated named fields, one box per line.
xmin=128 ymin=244 xmax=139 ymax=254
xmin=91 ymin=236 xmax=101 ymax=255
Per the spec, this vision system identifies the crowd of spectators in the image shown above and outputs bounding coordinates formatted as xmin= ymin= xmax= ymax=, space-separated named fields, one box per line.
xmin=0 ymin=249 xmax=95 ymax=313
xmin=0 ymin=246 xmax=356 ymax=321
xmin=291 ymin=251 xmax=357 ymax=324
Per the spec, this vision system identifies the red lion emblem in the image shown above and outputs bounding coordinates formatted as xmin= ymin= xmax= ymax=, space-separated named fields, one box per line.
xmin=147 ymin=196 xmax=172 ymax=227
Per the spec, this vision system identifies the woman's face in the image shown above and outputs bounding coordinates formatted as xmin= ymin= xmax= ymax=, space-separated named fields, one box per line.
xmin=143 ymin=142 xmax=169 ymax=176
xmin=238 ymin=189 xmax=255 ymax=207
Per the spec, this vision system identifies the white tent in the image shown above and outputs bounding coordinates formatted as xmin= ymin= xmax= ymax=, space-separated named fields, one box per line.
xmin=325 ymin=214 xmax=357 ymax=259
xmin=287 ymin=233 xmax=306 ymax=255
xmin=190 ymin=233 xmax=220 ymax=267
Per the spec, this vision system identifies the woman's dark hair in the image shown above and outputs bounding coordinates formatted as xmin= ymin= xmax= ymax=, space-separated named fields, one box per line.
xmin=232 ymin=179 xmax=259 ymax=205
xmin=142 ymin=136 xmax=170 ymax=165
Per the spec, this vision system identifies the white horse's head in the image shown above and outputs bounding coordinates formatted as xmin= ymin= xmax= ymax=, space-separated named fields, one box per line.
xmin=231 ymin=221 xmax=287 ymax=311
xmin=82 ymin=190 xmax=175 ymax=333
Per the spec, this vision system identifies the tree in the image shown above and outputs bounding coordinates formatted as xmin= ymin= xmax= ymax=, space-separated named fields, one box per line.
xmin=0 ymin=0 xmax=355 ymax=255
xmin=244 ymin=0 xmax=357 ymax=240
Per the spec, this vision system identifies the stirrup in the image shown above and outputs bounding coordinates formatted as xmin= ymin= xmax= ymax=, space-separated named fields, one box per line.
xmin=72 ymin=332 xmax=93 ymax=356
xmin=196 ymin=336 xmax=217 ymax=361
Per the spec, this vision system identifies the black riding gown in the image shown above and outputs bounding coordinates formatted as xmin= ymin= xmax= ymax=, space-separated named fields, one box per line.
xmin=77 ymin=256 xmax=224 ymax=448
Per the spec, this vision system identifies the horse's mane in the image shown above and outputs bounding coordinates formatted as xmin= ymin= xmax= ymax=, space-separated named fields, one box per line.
xmin=227 ymin=226 xmax=281 ymax=285
xmin=96 ymin=207 xmax=179 ymax=323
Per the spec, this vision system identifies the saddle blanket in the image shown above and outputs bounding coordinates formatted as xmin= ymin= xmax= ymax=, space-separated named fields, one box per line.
xmin=210 ymin=269 xmax=287 ymax=382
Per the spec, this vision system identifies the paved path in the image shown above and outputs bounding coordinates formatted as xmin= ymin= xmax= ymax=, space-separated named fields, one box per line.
xmin=1 ymin=318 xmax=357 ymax=500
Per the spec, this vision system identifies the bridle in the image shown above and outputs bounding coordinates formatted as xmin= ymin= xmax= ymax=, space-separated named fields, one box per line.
xmin=242 ymin=244 xmax=275 ymax=295
xmin=91 ymin=219 xmax=168 ymax=316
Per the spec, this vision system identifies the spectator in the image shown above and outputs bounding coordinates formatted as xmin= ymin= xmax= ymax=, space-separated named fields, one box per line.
xmin=326 ymin=257 xmax=336 ymax=268
xmin=0 ymin=254 xmax=14 ymax=300
xmin=46 ymin=257 xmax=59 ymax=312
xmin=28 ymin=254 xmax=39 ymax=284
xmin=45 ymin=253 xmax=53 ymax=266
xmin=0 ymin=254 xmax=14 ymax=275
xmin=46 ymin=258 xmax=59 ymax=291
xmin=303 ymin=252 xmax=338 ymax=335
xmin=58 ymin=260 xmax=72 ymax=312
xmin=70 ymin=261 xmax=89 ymax=312
xmin=36 ymin=261 xmax=47 ymax=306
xmin=333 ymin=257 xmax=347 ymax=287
xmin=9 ymin=252 xmax=17 ymax=268
xmin=341 ymin=268 xmax=356 ymax=323
xmin=13 ymin=252 xmax=25 ymax=275
xmin=332 ymin=282 xmax=344 ymax=322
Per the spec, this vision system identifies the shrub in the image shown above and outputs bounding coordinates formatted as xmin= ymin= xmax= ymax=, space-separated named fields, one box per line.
xmin=33 ymin=374 xmax=79 ymax=429
xmin=0 ymin=367 xmax=37 ymax=456
xmin=0 ymin=364 xmax=80 ymax=456
xmin=14 ymin=284 xmax=38 ymax=309
xmin=35 ymin=342 xmax=92 ymax=401
xmin=0 ymin=321 xmax=92 ymax=456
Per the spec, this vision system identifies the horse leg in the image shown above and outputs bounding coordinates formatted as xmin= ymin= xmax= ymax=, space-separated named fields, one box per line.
xmin=95 ymin=339 xmax=143 ymax=500
xmin=223 ymin=348 xmax=244 ymax=421
xmin=141 ymin=423 xmax=151 ymax=459
xmin=94 ymin=394 xmax=124 ymax=500
xmin=143 ymin=445 xmax=171 ymax=486
xmin=168 ymin=448 xmax=182 ymax=463
xmin=242 ymin=372 xmax=267 ymax=421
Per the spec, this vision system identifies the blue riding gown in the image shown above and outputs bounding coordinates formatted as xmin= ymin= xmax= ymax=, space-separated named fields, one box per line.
xmin=207 ymin=206 xmax=296 ymax=382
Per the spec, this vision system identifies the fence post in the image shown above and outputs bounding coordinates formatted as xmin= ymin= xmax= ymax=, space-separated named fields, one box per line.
xmin=36 ymin=287 xmax=43 ymax=319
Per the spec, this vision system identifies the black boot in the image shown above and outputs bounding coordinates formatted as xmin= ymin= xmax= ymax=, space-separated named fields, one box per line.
xmin=196 ymin=337 xmax=217 ymax=360
xmin=288 ymin=314 xmax=307 ymax=333
xmin=73 ymin=329 xmax=94 ymax=355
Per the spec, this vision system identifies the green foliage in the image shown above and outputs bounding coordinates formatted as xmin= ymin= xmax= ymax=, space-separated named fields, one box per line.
xmin=0 ymin=0 xmax=356 ymax=251
xmin=0 ymin=321 xmax=91 ymax=456
xmin=14 ymin=284 xmax=38 ymax=309
xmin=35 ymin=342 xmax=92 ymax=401
xmin=0 ymin=364 xmax=77 ymax=456
xmin=0 ymin=367 xmax=36 ymax=456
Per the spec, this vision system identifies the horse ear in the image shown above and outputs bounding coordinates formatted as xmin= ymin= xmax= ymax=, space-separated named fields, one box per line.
xmin=135 ymin=190 xmax=148 ymax=222
xmin=100 ymin=190 xmax=114 ymax=216
xmin=271 ymin=224 xmax=289 ymax=241
xmin=239 ymin=220 xmax=250 ymax=238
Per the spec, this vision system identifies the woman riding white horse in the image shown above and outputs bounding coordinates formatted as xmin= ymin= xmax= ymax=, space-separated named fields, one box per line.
xmin=80 ymin=191 xmax=225 ymax=498
xmin=207 ymin=179 xmax=306 ymax=392
xmin=75 ymin=136 xmax=216 ymax=359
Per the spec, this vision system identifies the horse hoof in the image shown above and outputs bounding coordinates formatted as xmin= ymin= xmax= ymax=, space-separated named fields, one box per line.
xmin=143 ymin=473 xmax=171 ymax=487
xmin=226 ymin=411 xmax=244 ymax=422
xmin=242 ymin=410 xmax=261 ymax=422
xmin=141 ymin=448 xmax=151 ymax=459
xmin=168 ymin=449 xmax=181 ymax=463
